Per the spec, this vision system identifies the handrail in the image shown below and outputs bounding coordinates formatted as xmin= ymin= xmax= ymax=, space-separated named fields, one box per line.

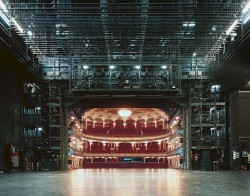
xmin=80 ymin=131 xmax=171 ymax=142
xmin=79 ymin=152 xmax=168 ymax=158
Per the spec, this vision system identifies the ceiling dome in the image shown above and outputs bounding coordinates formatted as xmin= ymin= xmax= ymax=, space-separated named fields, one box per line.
xmin=82 ymin=108 xmax=168 ymax=122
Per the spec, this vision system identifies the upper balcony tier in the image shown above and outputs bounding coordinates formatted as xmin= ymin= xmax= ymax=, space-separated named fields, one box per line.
xmin=69 ymin=128 xmax=171 ymax=142
xmin=69 ymin=107 xmax=181 ymax=142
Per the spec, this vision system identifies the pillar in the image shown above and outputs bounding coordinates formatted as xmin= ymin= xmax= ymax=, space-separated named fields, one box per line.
xmin=226 ymin=91 xmax=240 ymax=170
xmin=89 ymin=141 xmax=92 ymax=151
xmin=183 ymin=96 xmax=191 ymax=170
xmin=60 ymin=87 xmax=68 ymax=171
xmin=158 ymin=142 xmax=161 ymax=151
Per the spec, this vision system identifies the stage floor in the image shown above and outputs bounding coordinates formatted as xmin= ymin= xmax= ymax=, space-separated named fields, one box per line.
xmin=0 ymin=169 xmax=249 ymax=196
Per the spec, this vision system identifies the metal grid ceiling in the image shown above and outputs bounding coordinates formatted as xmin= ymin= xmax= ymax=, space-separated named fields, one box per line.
xmin=5 ymin=0 xmax=243 ymax=82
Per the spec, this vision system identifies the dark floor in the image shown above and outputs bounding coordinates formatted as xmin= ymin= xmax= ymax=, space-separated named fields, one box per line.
xmin=0 ymin=169 xmax=249 ymax=196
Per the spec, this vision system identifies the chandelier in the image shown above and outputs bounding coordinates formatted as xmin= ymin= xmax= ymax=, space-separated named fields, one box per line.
xmin=118 ymin=109 xmax=132 ymax=117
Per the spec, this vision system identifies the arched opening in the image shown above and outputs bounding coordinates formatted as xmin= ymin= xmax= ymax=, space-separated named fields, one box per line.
xmin=67 ymin=107 xmax=183 ymax=169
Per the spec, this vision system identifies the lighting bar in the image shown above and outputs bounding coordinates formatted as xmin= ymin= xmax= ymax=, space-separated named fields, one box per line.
xmin=12 ymin=18 xmax=23 ymax=33
xmin=0 ymin=10 xmax=9 ymax=26
xmin=243 ymin=13 xmax=250 ymax=24
xmin=243 ymin=1 xmax=250 ymax=14
xmin=183 ymin=21 xmax=195 ymax=27
xmin=0 ymin=0 xmax=8 ymax=13
xmin=226 ymin=19 xmax=238 ymax=35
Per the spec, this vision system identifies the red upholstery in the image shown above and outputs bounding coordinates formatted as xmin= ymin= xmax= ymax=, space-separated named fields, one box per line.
xmin=89 ymin=142 xmax=165 ymax=153
xmin=85 ymin=162 xmax=167 ymax=168
xmin=83 ymin=125 xmax=168 ymax=137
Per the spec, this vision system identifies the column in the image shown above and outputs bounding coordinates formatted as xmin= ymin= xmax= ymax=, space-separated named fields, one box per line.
xmin=158 ymin=141 xmax=161 ymax=151
xmin=227 ymin=91 xmax=240 ymax=170
xmin=60 ymin=87 xmax=68 ymax=171
xmin=183 ymin=91 xmax=191 ymax=170
xmin=89 ymin=141 xmax=92 ymax=151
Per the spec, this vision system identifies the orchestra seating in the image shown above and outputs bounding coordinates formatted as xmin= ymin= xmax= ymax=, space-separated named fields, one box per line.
xmin=85 ymin=162 xmax=166 ymax=168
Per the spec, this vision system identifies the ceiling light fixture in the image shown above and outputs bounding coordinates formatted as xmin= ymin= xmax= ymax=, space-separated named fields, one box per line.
xmin=135 ymin=65 xmax=141 ymax=70
xmin=243 ymin=1 xmax=250 ymax=14
xmin=226 ymin=19 xmax=239 ymax=35
xmin=12 ymin=18 xmax=23 ymax=33
xmin=0 ymin=0 xmax=8 ymax=13
xmin=183 ymin=21 xmax=195 ymax=27
xmin=243 ymin=13 xmax=250 ymax=24
xmin=0 ymin=10 xmax=10 ymax=26
xmin=83 ymin=65 xmax=89 ymax=69
xmin=109 ymin=65 xmax=115 ymax=69
xmin=27 ymin=30 xmax=33 ymax=36
xmin=118 ymin=109 xmax=132 ymax=117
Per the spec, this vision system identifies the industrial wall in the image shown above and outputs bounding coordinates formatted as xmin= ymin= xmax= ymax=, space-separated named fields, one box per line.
xmin=0 ymin=70 xmax=23 ymax=171
xmin=239 ymin=92 xmax=250 ymax=152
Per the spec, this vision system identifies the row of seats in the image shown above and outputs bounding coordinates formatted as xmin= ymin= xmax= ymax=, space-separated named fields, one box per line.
xmin=84 ymin=126 xmax=168 ymax=137
xmin=85 ymin=162 xmax=167 ymax=168
xmin=87 ymin=142 xmax=166 ymax=153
